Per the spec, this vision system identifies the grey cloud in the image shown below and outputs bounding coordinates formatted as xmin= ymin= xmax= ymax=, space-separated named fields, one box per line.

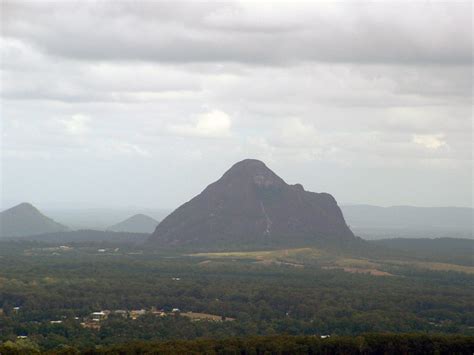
xmin=2 ymin=1 xmax=471 ymax=65
xmin=1 ymin=1 xmax=472 ymax=208
xmin=1 ymin=40 xmax=203 ymax=102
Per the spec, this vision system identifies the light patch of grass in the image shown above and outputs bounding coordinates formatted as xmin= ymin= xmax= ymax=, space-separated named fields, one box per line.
xmin=193 ymin=249 xmax=474 ymax=275
xmin=386 ymin=260 xmax=474 ymax=274
xmin=192 ymin=250 xmax=277 ymax=259
xmin=181 ymin=312 xmax=235 ymax=322
xmin=42 ymin=277 xmax=58 ymax=284
xmin=334 ymin=258 xmax=379 ymax=269
xmin=326 ymin=258 xmax=394 ymax=277
xmin=192 ymin=248 xmax=322 ymax=264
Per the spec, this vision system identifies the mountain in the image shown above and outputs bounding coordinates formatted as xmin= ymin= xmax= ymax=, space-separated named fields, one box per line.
xmin=149 ymin=159 xmax=355 ymax=249
xmin=108 ymin=214 xmax=159 ymax=233
xmin=0 ymin=202 xmax=69 ymax=238
xmin=341 ymin=205 xmax=473 ymax=240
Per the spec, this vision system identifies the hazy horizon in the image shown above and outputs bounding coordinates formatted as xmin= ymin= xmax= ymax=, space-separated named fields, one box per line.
xmin=2 ymin=1 xmax=472 ymax=210
xmin=2 ymin=198 xmax=474 ymax=212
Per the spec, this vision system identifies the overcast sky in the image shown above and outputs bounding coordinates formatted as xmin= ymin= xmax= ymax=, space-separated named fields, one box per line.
xmin=1 ymin=1 xmax=472 ymax=210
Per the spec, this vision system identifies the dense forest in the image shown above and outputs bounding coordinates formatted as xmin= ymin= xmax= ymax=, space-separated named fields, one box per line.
xmin=0 ymin=241 xmax=473 ymax=352
xmin=1 ymin=334 xmax=473 ymax=354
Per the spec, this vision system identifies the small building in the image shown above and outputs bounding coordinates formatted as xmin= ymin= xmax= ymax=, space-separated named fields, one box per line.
xmin=91 ymin=311 xmax=108 ymax=321
xmin=81 ymin=322 xmax=101 ymax=330
xmin=151 ymin=307 xmax=167 ymax=317
xmin=114 ymin=310 xmax=128 ymax=318
xmin=130 ymin=309 xmax=147 ymax=320
xmin=50 ymin=320 xmax=63 ymax=324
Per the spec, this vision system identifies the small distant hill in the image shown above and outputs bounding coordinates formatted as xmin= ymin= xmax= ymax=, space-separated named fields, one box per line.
xmin=0 ymin=202 xmax=69 ymax=238
xmin=149 ymin=159 xmax=355 ymax=249
xmin=107 ymin=214 xmax=159 ymax=233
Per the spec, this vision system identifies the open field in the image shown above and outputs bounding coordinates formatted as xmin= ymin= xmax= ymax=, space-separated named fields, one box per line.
xmin=384 ymin=260 xmax=474 ymax=275
xmin=191 ymin=247 xmax=474 ymax=276
xmin=181 ymin=312 xmax=235 ymax=322
xmin=193 ymin=248 xmax=320 ymax=261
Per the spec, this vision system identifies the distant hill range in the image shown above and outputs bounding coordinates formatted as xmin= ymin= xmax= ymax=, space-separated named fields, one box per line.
xmin=42 ymin=208 xmax=170 ymax=230
xmin=0 ymin=202 xmax=69 ymax=238
xmin=107 ymin=214 xmax=159 ymax=233
xmin=341 ymin=205 xmax=473 ymax=239
xmin=149 ymin=159 xmax=355 ymax=249
xmin=371 ymin=237 xmax=474 ymax=266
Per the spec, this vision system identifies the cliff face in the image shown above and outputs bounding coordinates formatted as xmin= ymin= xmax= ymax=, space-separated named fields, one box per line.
xmin=149 ymin=159 xmax=354 ymax=248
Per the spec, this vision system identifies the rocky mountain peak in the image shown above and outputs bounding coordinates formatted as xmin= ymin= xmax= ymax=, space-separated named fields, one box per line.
xmin=148 ymin=159 xmax=355 ymax=249
xmin=219 ymin=159 xmax=286 ymax=190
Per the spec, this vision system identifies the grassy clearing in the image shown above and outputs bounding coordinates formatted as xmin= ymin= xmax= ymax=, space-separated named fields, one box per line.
xmin=181 ymin=312 xmax=235 ymax=322
xmin=384 ymin=260 xmax=474 ymax=274
xmin=415 ymin=261 xmax=474 ymax=274
xmin=333 ymin=258 xmax=378 ymax=269
xmin=192 ymin=247 xmax=474 ymax=275
xmin=192 ymin=248 xmax=324 ymax=268
xmin=193 ymin=248 xmax=319 ymax=259
xmin=322 ymin=266 xmax=393 ymax=276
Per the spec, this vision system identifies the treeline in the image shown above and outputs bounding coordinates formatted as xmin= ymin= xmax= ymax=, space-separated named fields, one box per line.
xmin=2 ymin=334 xmax=470 ymax=354
xmin=1 ymin=243 xmax=473 ymax=351
xmin=84 ymin=334 xmax=474 ymax=355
